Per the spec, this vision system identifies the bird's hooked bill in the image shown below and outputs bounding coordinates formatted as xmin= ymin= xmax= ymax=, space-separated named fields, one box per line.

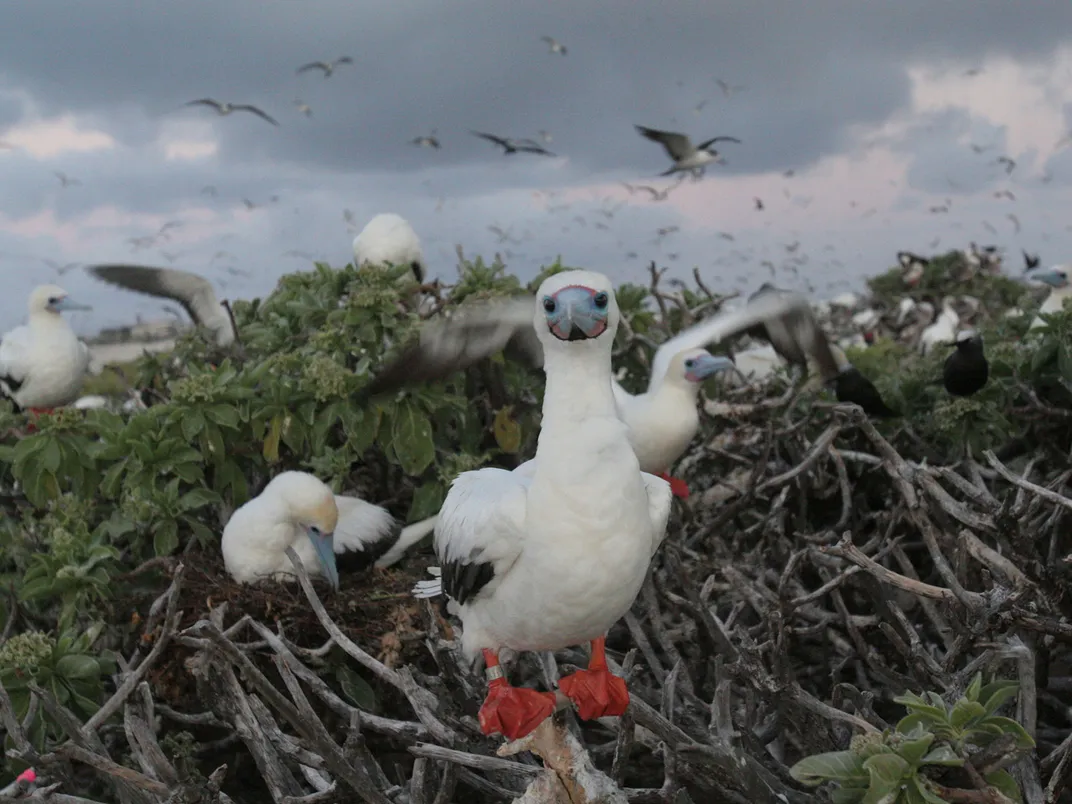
xmin=49 ymin=297 xmax=91 ymax=312
xmin=543 ymin=285 xmax=609 ymax=341
xmin=306 ymin=527 xmax=339 ymax=590
xmin=1033 ymin=269 xmax=1067 ymax=288
xmin=685 ymin=354 xmax=734 ymax=382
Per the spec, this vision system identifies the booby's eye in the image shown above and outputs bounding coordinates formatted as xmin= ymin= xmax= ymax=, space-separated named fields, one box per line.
xmin=309 ymin=525 xmax=321 ymax=537
xmin=47 ymin=297 xmax=59 ymax=305
xmin=593 ymin=292 xmax=609 ymax=309
xmin=542 ymin=297 xmax=557 ymax=313
xmin=684 ymin=358 xmax=695 ymax=369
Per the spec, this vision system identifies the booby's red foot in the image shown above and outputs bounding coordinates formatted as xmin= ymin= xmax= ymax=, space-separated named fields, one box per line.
xmin=655 ymin=471 xmax=690 ymax=500
xmin=559 ymin=636 xmax=630 ymax=720
xmin=478 ymin=679 xmax=557 ymax=739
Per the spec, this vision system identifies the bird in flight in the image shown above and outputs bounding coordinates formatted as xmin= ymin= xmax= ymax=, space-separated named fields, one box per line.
xmin=54 ymin=171 xmax=81 ymax=188
xmin=293 ymin=100 xmax=313 ymax=117
xmin=185 ymin=99 xmax=279 ymax=126
xmin=296 ymin=56 xmax=354 ymax=77
xmin=470 ymin=131 xmax=555 ymax=156
xmin=716 ymin=79 xmax=746 ymax=97
xmin=540 ymin=36 xmax=567 ymax=55
xmin=412 ymin=132 xmax=441 ymax=149
xmin=635 ymin=125 xmax=741 ymax=177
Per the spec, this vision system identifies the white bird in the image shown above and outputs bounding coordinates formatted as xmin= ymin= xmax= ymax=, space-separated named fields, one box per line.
xmin=634 ymin=125 xmax=741 ymax=178
xmin=919 ymin=297 xmax=960 ymax=356
xmin=296 ymin=56 xmax=354 ymax=77
xmin=539 ymin=36 xmax=567 ymax=55
xmin=361 ymin=285 xmax=837 ymax=504
xmin=411 ymin=270 xmax=673 ymax=741
xmin=352 ymin=214 xmax=426 ymax=283
xmin=0 ymin=285 xmax=92 ymax=412
xmin=730 ymin=343 xmax=785 ymax=382
xmin=222 ymin=471 xmax=436 ymax=589
xmin=86 ymin=264 xmax=237 ymax=347
xmin=184 ymin=98 xmax=279 ymax=126
xmin=1029 ymin=266 xmax=1072 ymax=331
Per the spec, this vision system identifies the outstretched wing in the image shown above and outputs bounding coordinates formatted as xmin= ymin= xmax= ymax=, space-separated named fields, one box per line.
xmin=86 ymin=264 xmax=230 ymax=337
xmin=359 ymin=296 xmax=540 ymax=399
xmin=435 ymin=467 xmax=529 ymax=606
xmin=635 ymin=125 xmax=694 ymax=160
xmin=234 ymin=104 xmax=279 ymax=126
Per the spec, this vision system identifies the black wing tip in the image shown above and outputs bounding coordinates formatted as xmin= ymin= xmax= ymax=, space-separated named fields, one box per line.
xmin=441 ymin=559 xmax=495 ymax=606
xmin=334 ymin=521 xmax=400 ymax=574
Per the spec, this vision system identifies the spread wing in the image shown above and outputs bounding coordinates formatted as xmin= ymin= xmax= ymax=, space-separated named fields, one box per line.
xmin=435 ymin=467 xmax=529 ymax=606
xmin=635 ymin=125 xmax=694 ymax=160
xmin=86 ymin=264 xmax=229 ymax=335
xmin=470 ymin=131 xmax=511 ymax=150
xmin=233 ymin=104 xmax=279 ymax=126
xmin=359 ymin=296 xmax=540 ymax=399
xmin=648 ymin=289 xmax=838 ymax=391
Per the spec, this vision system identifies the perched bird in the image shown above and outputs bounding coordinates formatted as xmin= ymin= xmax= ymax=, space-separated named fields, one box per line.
xmin=222 ymin=471 xmax=435 ymax=588
xmin=898 ymin=251 xmax=929 ymax=287
xmin=185 ymin=99 xmax=279 ymax=126
xmin=919 ymin=298 xmax=959 ymax=356
xmin=470 ymin=131 xmax=554 ymax=156
xmin=942 ymin=330 xmax=989 ymax=397
xmin=352 ymin=214 xmax=426 ymax=283
xmin=412 ymin=270 xmax=672 ymax=740
xmin=296 ymin=56 xmax=354 ymax=77
xmin=86 ymin=264 xmax=237 ymax=347
xmin=827 ymin=345 xmax=898 ymax=417
xmin=1030 ymin=266 xmax=1072 ymax=331
xmin=635 ymin=125 xmax=741 ymax=178
xmin=0 ymin=285 xmax=92 ymax=413
xmin=540 ymin=36 xmax=567 ymax=55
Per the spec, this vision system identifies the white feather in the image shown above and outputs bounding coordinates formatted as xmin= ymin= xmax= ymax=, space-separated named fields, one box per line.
xmin=919 ymin=298 xmax=959 ymax=356
xmin=352 ymin=213 xmax=425 ymax=278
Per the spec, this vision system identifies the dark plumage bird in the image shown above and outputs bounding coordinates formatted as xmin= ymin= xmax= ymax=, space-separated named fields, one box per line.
xmin=943 ymin=330 xmax=989 ymax=396
xmin=470 ymin=131 xmax=554 ymax=156
xmin=834 ymin=367 xmax=899 ymax=416
xmin=1023 ymin=250 xmax=1041 ymax=272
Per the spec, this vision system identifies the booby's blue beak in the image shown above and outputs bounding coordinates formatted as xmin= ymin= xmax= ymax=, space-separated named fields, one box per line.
xmin=684 ymin=353 xmax=734 ymax=383
xmin=543 ymin=285 xmax=610 ymax=341
xmin=305 ymin=525 xmax=339 ymax=591
xmin=48 ymin=296 xmax=91 ymax=313
xmin=1034 ymin=269 xmax=1069 ymax=288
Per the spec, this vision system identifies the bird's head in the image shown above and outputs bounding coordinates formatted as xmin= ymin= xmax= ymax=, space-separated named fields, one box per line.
xmin=669 ymin=348 xmax=735 ymax=387
xmin=535 ymin=270 xmax=618 ymax=345
xmin=953 ymin=329 xmax=983 ymax=351
xmin=1034 ymin=267 xmax=1070 ymax=289
xmin=271 ymin=472 xmax=340 ymax=591
xmin=30 ymin=284 xmax=91 ymax=316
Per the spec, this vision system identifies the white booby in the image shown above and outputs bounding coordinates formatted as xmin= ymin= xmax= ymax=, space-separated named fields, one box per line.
xmin=360 ymin=285 xmax=837 ymax=502
xmin=919 ymin=297 xmax=959 ymax=356
xmin=1029 ymin=267 xmax=1072 ymax=331
xmin=634 ymin=125 xmax=741 ymax=178
xmin=412 ymin=270 xmax=673 ymax=741
xmin=352 ymin=213 xmax=426 ymax=283
xmin=943 ymin=330 xmax=989 ymax=397
xmin=86 ymin=264 xmax=237 ymax=347
xmin=221 ymin=470 xmax=436 ymax=589
xmin=0 ymin=285 xmax=92 ymax=413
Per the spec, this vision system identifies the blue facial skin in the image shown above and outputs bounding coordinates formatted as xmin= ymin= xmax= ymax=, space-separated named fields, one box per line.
xmin=684 ymin=353 xmax=734 ymax=383
xmin=306 ymin=525 xmax=339 ymax=591
xmin=542 ymin=285 xmax=610 ymax=341
xmin=48 ymin=296 xmax=92 ymax=313
xmin=1034 ymin=269 xmax=1069 ymax=288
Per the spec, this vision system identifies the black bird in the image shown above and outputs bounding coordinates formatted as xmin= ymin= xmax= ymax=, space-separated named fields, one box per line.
xmin=1023 ymin=250 xmax=1041 ymax=272
xmin=833 ymin=366 xmax=899 ymax=417
xmin=470 ymin=131 xmax=554 ymax=156
xmin=943 ymin=330 xmax=989 ymax=396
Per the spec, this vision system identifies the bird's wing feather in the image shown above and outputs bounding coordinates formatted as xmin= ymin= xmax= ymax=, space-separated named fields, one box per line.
xmin=649 ymin=291 xmax=837 ymax=390
xmin=641 ymin=472 xmax=673 ymax=557
xmin=186 ymin=99 xmax=221 ymax=109
xmin=297 ymin=62 xmax=326 ymax=74
xmin=435 ymin=467 xmax=529 ymax=605
xmin=333 ymin=495 xmax=399 ymax=553
xmin=359 ymin=296 xmax=539 ymax=398
xmin=0 ymin=326 xmax=33 ymax=385
xmin=471 ymin=131 xmax=509 ymax=148
xmin=635 ymin=126 xmax=692 ymax=160
xmin=87 ymin=264 xmax=225 ymax=332
xmin=234 ymin=105 xmax=279 ymax=125
xmin=696 ymin=136 xmax=742 ymax=149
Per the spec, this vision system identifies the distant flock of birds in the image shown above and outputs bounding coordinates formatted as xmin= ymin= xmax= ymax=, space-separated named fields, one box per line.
xmin=3 ymin=209 xmax=1071 ymax=743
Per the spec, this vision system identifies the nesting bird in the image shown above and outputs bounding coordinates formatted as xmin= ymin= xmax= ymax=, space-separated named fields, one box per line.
xmin=919 ymin=298 xmax=960 ymax=356
xmin=1029 ymin=266 xmax=1072 ymax=331
xmin=352 ymin=213 xmax=426 ymax=282
xmin=942 ymin=330 xmax=989 ymax=397
xmin=827 ymin=345 xmax=898 ymax=417
xmin=0 ymin=285 xmax=92 ymax=413
xmin=222 ymin=471 xmax=436 ymax=589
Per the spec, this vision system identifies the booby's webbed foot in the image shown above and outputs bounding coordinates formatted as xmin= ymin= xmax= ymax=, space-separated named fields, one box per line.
xmin=656 ymin=471 xmax=690 ymax=500
xmin=478 ymin=649 xmax=556 ymax=740
xmin=558 ymin=637 xmax=630 ymax=720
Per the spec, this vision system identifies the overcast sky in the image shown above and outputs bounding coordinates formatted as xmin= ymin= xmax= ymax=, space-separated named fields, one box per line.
xmin=2 ymin=0 xmax=1072 ymax=335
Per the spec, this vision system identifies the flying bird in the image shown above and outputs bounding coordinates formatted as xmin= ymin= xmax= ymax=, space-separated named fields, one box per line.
xmin=185 ymin=99 xmax=279 ymax=126
xmin=540 ymin=36 xmax=567 ymax=55
xmin=411 ymin=132 xmax=441 ymax=149
xmin=943 ymin=331 xmax=989 ymax=397
xmin=716 ymin=79 xmax=746 ymax=97
xmin=0 ymin=285 xmax=92 ymax=413
xmin=635 ymin=125 xmax=741 ymax=177
xmin=296 ymin=56 xmax=354 ymax=77
xmin=470 ymin=131 xmax=554 ymax=156
xmin=995 ymin=156 xmax=1016 ymax=175
xmin=41 ymin=259 xmax=81 ymax=276
xmin=754 ymin=197 xmax=765 ymax=211
xmin=293 ymin=100 xmax=313 ymax=117
xmin=86 ymin=264 xmax=238 ymax=347
xmin=54 ymin=172 xmax=81 ymax=188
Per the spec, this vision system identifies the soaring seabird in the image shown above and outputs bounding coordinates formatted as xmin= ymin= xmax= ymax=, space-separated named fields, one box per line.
xmin=539 ymin=36 xmax=567 ymax=55
xmin=1029 ymin=266 xmax=1072 ymax=331
xmin=0 ymin=285 xmax=91 ymax=413
xmin=184 ymin=99 xmax=279 ymax=126
xmin=470 ymin=131 xmax=555 ymax=157
xmin=412 ymin=270 xmax=672 ymax=740
xmin=634 ymin=125 xmax=741 ymax=178
xmin=352 ymin=213 xmax=426 ymax=283
xmin=222 ymin=471 xmax=436 ymax=588
xmin=943 ymin=330 xmax=989 ymax=397
xmin=86 ymin=264 xmax=237 ymax=347
xmin=296 ymin=56 xmax=354 ymax=77
xmin=411 ymin=132 xmax=440 ymax=149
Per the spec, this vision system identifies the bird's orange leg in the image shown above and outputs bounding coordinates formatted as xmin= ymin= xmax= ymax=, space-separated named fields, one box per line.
xmin=558 ymin=637 xmax=630 ymax=720
xmin=655 ymin=471 xmax=690 ymax=500
xmin=478 ymin=649 xmax=557 ymax=740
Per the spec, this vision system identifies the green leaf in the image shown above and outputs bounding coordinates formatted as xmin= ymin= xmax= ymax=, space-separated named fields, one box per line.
xmin=908 ymin=776 xmax=949 ymax=804
xmin=153 ymin=521 xmax=180 ymax=556
xmin=789 ymin=750 xmax=867 ymax=786
xmin=830 ymin=787 xmax=868 ymax=804
xmin=977 ymin=716 xmax=1035 ymax=749
xmin=860 ymin=753 xmax=909 ymax=804
xmin=949 ymin=698 xmax=986 ymax=728
xmin=979 ymin=682 xmax=1019 ymax=716
xmin=1058 ymin=343 xmax=1072 ymax=383
xmin=391 ymin=403 xmax=435 ymax=476
xmin=492 ymin=406 xmax=522 ymax=454
xmin=965 ymin=671 xmax=982 ymax=703
xmin=984 ymin=769 xmax=1023 ymax=803
xmin=40 ymin=438 xmax=62 ymax=473
xmin=335 ymin=665 xmax=378 ymax=712
xmin=55 ymin=654 xmax=101 ymax=681
xmin=178 ymin=487 xmax=221 ymax=512
xmin=894 ymin=731 xmax=934 ymax=766
xmin=919 ymin=744 xmax=963 ymax=767
xmin=408 ymin=481 xmax=446 ymax=522
xmin=180 ymin=409 xmax=205 ymax=442
xmin=206 ymin=404 xmax=241 ymax=429
xmin=263 ymin=413 xmax=283 ymax=463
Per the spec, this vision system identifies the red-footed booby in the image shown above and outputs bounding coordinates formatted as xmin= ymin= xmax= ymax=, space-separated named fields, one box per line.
xmin=352 ymin=213 xmax=426 ymax=283
xmin=0 ymin=284 xmax=92 ymax=414
xmin=1029 ymin=267 xmax=1072 ymax=332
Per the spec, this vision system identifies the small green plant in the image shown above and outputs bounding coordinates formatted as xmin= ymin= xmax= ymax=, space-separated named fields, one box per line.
xmin=790 ymin=674 xmax=1034 ymax=803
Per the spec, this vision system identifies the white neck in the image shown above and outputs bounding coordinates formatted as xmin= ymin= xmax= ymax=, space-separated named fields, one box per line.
xmin=538 ymin=342 xmax=617 ymax=428
xmin=29 ymin=309 xmax=65 ymax=329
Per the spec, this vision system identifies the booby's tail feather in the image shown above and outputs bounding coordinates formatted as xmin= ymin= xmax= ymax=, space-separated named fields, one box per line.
xmin=375 ymin=515 xmax=439 ymax=568
xmin=411 ymin=566 xmax=443 ymax=599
